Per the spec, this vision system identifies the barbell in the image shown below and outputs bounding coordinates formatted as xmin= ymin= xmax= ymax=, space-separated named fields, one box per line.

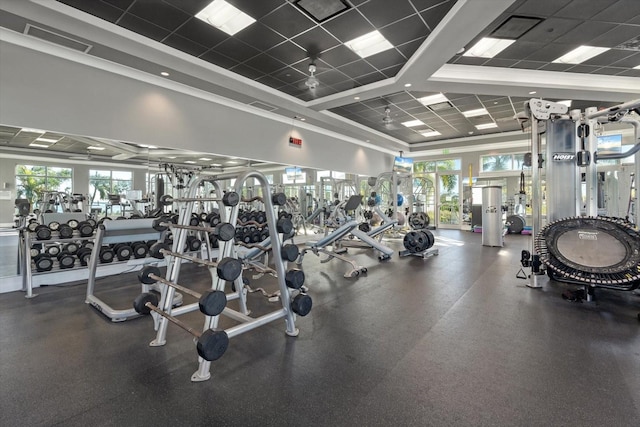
xmin=158 ymin=191 xmax=240 ymax=207
xmin=132 ymin=292 xmax=229 ymax=361
xmin=148 ymin=242 xmax=243 ymax=282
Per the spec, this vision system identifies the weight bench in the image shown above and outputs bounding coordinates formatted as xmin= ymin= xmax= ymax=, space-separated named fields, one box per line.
xmin=297 ymin=220 xmax=369 ymax=278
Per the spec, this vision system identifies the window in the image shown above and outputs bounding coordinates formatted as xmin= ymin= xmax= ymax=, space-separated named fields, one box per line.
xmin=90 ymin=170 xmax=132 ymax=214
xmin=15 ymin=165 xmax=73 ymax=205
xmin=480 ymin=153 xmax=527 ymax=173
xmin=414 ymin=158 xmax=461 ymax=173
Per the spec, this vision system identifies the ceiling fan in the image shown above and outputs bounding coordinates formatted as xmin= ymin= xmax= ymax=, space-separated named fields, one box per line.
xmin=383 ymin=107 xmax=394 ymax=126
xmin=305 ymin=63 xmax=320 ymax=90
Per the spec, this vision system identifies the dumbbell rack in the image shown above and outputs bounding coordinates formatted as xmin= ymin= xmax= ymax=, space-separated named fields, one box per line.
xmin=85 ymin=218 xmax=168 ymax=322
xmin=148 ymin=170 xmax=310 ymax=382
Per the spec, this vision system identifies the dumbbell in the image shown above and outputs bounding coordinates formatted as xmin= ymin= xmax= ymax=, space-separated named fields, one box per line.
xmin=48 ymin=221 xmax=60 ymax=232
xmin=58 ymin=224 xmax=74 ymax=239
xmin=45 ymin=244 xmax=61 ymax=257
xmin=291 ymin=293 xmax=312 ymax=316
xmin=272 ymin=193 xmax=287 ymax=206
xmin=33 ymin=253 xmax=54 ymax=272
xmin=189 ymin=213 xmax=200 ymax=227
xmin=205 ymin=212 xmax=221 ymax=226
xmin=281 ymin=244 xmax=300 ymax=262
xmin=27 ymin=221 xmax=40 ymax=232
xmin=185 ymin=236 xmax=202 ymax=252
xmin=57 ymin=251 xmax=75 ymax=269
xmin=132 ymin=242 xmax=149 ymax=259
xmin=285 ymin=269 xmax=305 ymax=290
xmin=67 ymin=219 xmax=80 ymax=229
xmin=138 ymin=266 xmax=227 ymax=316
xmin=113 ymin=243 xmax=133 ymax=261
xmin=30 ymin=246 xmax=42 ymax=258
xmin=62 ymin=242 xmax=80 ymax=255
xmin=133 ymin=292 xmax=229 ymax=361
xmin=276 ymin=217 xmax=293 ymax=235
xmin=77 ymin=221 xmax=95 ymax=237
xmin=34 ymin=225 xmax=52 ymax=241
xmin=77 ymin=247 xmax=92 ymax=266
xmin=208 ymin=233 xmax=219 ymax=249
xmin=99 ymin=247 xmax=115 ymax=263
xmin=81 ymin=241 xmax=94 ymax=250
xmin=148 ymin=242 xmax=243 ymax=282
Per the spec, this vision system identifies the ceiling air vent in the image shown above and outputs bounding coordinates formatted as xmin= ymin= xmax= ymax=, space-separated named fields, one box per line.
xmin=24 ymin=24 xmax=92 ymax=53
xmin=617 ymin=36 xmax=640 ymax=51
xmin=249 ymin=101 xmax=278 ymax=112
xmin=429 ymin=101 xmax=453 ymax=111
xmin=294 ymin=0 xmax=350 ymax=23
xmin=490 ymin=15 xmax=542 ymax=39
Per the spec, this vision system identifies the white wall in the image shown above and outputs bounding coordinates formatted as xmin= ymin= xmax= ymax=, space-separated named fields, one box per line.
xmin=0 ymin=39 xmax=391 ymax=178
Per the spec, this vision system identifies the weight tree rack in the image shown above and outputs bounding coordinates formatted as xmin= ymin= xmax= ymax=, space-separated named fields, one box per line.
xmin=142 ymin=170 xmax=311 ymax=382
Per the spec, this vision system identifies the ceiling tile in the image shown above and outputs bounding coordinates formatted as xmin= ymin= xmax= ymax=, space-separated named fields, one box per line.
xmin=519 ymin=17 xmax=582 ymax=44
xmin=321 ymin=8 xmax=375 ymax=42
xmin=420 ymin=1 xmax=456 ymax=30
xmin=453 ymin=56 xmax=487 ymax=66
xmin=267 ymin=41 xmax=310 ymax=64
xmin=337 ymin=59 xmax=376 ymax=78
xmin=163 ymin=33 xmax=208 ymax=56
xmin=117 ymin=13 xmax=171 ymax=41
xmin=566 ymin=64 xmax=602 ymax=74
xmin=128 ymin=1 xmax=190 ymax=31
xmin=365 ymin=48 xmax=406 ymax=70
xmin=583 ymin=49 xmax=636 ymax=66
xmin=554 ymin=0 xmax=619 ymax=20
xmin=514 ymin=0 xmax=572 ymax=16
xmin=379 ymin=14 xmax=428 ymax=47
xmin=271 ymin=67 xmax=308 ymax=84
xmin=525 ymin=43 xmax=576 ymax=62
xmin=199 ymin=50 xmax=239 ymax=69
xmin=410 ymin=0 xmax=451 ymax=13
xmin=589 ymin=24 xmax=640 ymax=48
xmin=292 ymin=27 xmax=340 ymax=56
xmin=255 ymin=74 xmax=286 ymax=89
xmin=233 ymin=23 xmax=286 ymax=51
xmin=230 ymin=63 xmax=264 ymax=80
xmin=396 ymin=37 xmax=426 ymax=58
xmin=174 ymin=18 xmax=228 ymax=48
xmin=496 ymin=41 xmax=547 ymax=60
xmin=57 ymin=0 xmax=123 ymax=23
xmin=261 ymin=3 xmax=316 ymax=38
xmin=102 ymin=0 xmax=134 ymax=10
xmin=355 ymin=71 xmax=387 ymax=85
xmin=591 ymin=0 xmax=640 ymax=23
xmin=537 ymin=62 xmax=571 ymax=72
xmin=359 ymin=0 xmax=417 ymax=28
xmin=226 ymin=0 xmax=285 ymax=19
xmin=245 ymin=53 xmax=287 ymax=74
xmin=552 ymin=21 xmax=617 ymax=45
xmin=315 ymin=69 xmax=350 ymax=85
xmin=215 ymin=37 xmax=260 ymax=62
xmin=330 ymin=80 xmax=358 ymax=91
xmin=319 ymin=44 xmax=360 ymax=67
xmin=594 ymin=67 xmax=628 ymax=76
xmin=617 ymin=69 xmax=640 ymax=77
xmin=160 ymin=0 xmax=211 ymax=15
xmin=381 ymin=63 xmax=404 ymax=77
xmin=483 ymin=58 xmax=519 ymax=67
xmin=512 ymin=60 xmax=544 ymax=69
xmin=609 ymin=51 xmax=640 ymax=68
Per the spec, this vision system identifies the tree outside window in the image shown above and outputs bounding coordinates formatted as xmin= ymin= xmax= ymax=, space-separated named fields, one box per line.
xmin=15 ymin=165 xmax=73 ymax=206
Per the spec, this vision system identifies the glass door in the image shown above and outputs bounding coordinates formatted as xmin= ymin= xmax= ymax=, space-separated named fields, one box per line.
xmin=437 ymin=172 xmax=461 ymax=229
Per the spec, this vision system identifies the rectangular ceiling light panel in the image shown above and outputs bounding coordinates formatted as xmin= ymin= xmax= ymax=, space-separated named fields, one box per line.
xmin=462 ymin=108 xmax=488 ymax=117
xmin=35 ymin=137 xmax=59 ymax=143
xmin=345 ymin=30 xmax=394 ymax=58
xmin=402 ymin=119 xmax=425 ymax=127
xmin=421 ymin=130 xmax=441 ymax=138
xmin=463 ymin=37 xmax=515 ymax=58
xmin=29 ymin=143 xmax=50 ymax=148
xmin=196 ymin=0 xmax=256 ymax=36
xmin=417 ymin=93 xmax=449 ymax=106
xmin=87 ymin=146 xmax=105 ymax=150
xmin=553 ymin=45 xmax=610 ymax=64
xmin=475 ymin=123 xmax=498 ymax=130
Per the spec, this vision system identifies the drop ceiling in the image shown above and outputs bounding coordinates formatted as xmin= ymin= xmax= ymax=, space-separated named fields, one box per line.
xmin=0 ymin=0 xmax=638 ymax=156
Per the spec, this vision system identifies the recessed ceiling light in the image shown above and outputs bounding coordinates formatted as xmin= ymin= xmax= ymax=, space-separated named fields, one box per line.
xmin=475 ymin=123 xmax=498 ymax=130
xmin=558 ymin=100 xmax=572 ymax=107
xmin=528 ymin=91 xmax=537 ymax=95
xmin=166 ymin=156 xmax=177 ymax=159
xmin=226 ymin=160 xmax=239 ymax=164
xmin=138 ymin=144 xmax=157 ymax=149
xmin=354 ymin=96 xmax=360 ymax=100
xmin=195 ymin=0 xmax=256 ymax=36
xmin=553 ymin=45 xmax=610 ymax=64
xmin=21 ymin=128 xmax=45 ymax=134
xmin=87 ymin=146 xmax=105 ymax=150
xmin=633 ymin=65 xmax=640 ymax=69
xmin=344 ymin=30 xmax=394 ymax=58
xmin=211 ymin=163 xmax=222 ymax=167
xmin=463 ymin=37 xmax=515 ymax=58
xmin=160 ymin=71 xmax=169 ymax=77
xmin=462 ymin=108 xmax=489 ymax=118
xmin=404 ymin=83 xmax=412 ymax=88
xmin=199 ymin=157 xmax=212 ymax=161
xmin=468 ymin=131 xmax=474 ymax=135
xmin=35 ymin=137 xmax=59 ymax=143
xmin=184 ymin=160 xmax=196 ymax=164
xmin=421 ymin=130 xmax=441 ymax=138
xmin=402 ymin=119 xmax=425 ymax=127
xmin=417 ymin=93 xmax=449 ymax=106
xmin=29 ymin=143 xmax=50 ymax=148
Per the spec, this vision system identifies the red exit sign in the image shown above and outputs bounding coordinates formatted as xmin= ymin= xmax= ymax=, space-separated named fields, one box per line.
xmin=289 ymin=136 xmax=302 ymax=147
